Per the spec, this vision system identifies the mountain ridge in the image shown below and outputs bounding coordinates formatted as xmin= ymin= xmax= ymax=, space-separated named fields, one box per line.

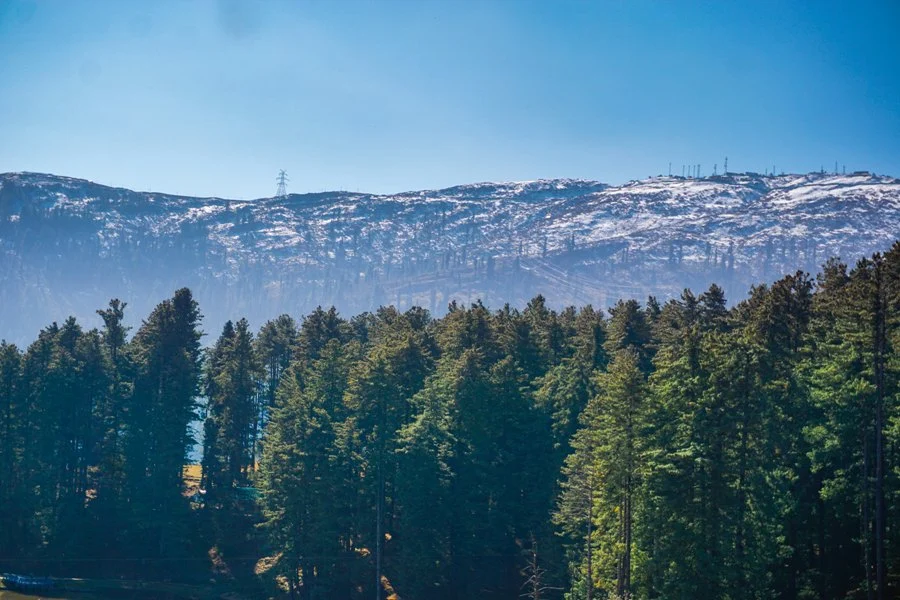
xmin=1 ymin=170 xmax=898 ymax=344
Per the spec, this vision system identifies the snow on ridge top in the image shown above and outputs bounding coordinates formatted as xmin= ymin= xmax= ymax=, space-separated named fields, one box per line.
xmin=390 ymin=178 xmax=607 ymax=200
xmin=0 ymin=172 xmax=236 ymax=205
xmin=3 ymin=169 xmax=900 ymax=301
xmin=2 ymin=172 xmax=96 ymax=185
xmin=5 ymin=171 xmax=896 ymax=204
xmin=769 ymin=178 xmax=900 ymax=208
xmin=613 ymin=177 xmax=748 ymax=193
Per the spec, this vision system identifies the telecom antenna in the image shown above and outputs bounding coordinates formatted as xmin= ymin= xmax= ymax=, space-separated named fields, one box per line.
xmin=724 ymin=156 xmax=728 ymax=174
xmin=275 ymin=170 xmax=289 ymax=199
xmin=714 ymin=163 xmax=717 ymax=176
xmin=668 ymin=162 xmax=672 ymax=176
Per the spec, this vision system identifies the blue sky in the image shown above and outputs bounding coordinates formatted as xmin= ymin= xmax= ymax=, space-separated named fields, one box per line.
xmin=1 ymin=0 xmax=898 ymax=198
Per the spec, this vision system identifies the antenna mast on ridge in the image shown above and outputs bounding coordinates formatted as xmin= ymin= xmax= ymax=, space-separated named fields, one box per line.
xmin=276 ymin=170 xmax=289 ymax=199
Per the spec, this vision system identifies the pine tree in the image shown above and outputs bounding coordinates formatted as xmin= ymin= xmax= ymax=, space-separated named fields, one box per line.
xmin=641 ymin=290 xmax=716 ymax=598
xmin=393 ymin=361 xmax=458 ymax=598
xmin=0 ymin=341 xmax=23 ymax=561
xmin=806 ymin=252 xmax=899 ymax=598
xmin=557 ymin=349 xmax=648 ymax=599
xmin=259 ymin=339 xmax=360 ymax=598
xmin=606 ymin=299 xmax=653 ymax=373
xmin=343 ymin=329 xmax=432 ymax=598
xmin=2 ymin=241 xmax=899 ymax=594
xmin=94 ymin=300 xmax=131 ymax=513
xmin=202 ymin=320 xmax=236 ymax=497
xmin=124 ymin=288 xmax=202 ymax=574
xmin=256 ymin=314 xmax=298 ymax=460
xmin=217 ymin=318 xmax=259 ymax=488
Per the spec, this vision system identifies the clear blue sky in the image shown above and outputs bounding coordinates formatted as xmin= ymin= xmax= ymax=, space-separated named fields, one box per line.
xmin=1 ymin=0 xmax=898 ymax=198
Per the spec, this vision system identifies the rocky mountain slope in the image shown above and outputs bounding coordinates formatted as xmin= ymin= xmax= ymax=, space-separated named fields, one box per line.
xmin=1 ymin=170 xmax=898 ymax=343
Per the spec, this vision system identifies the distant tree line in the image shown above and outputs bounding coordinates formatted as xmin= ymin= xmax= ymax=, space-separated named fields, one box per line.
xmin=1 ymin=243 xmax=899 ymax=599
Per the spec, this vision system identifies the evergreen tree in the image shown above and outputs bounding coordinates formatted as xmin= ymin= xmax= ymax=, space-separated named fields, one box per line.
xmin=259 ymin=339 xmax=360 ymax=598
xmin=343 ymin=329 xmax=432 ymax=598
xmin=557 ymin=349 xmax=648 ymax=599
xmin=202 ymin=320 xmax=236 ymax=496
xmin=606 ymin=299 xmax=653 ymax=373
xmin=124 ymin=288 xmax=203 ymax=574
xmin=641 ymin=290 xmax=715 ymax=598
xmin=393 ymin=360 xmax=458 ymax=598
xmin=0 ymin=341 xmax=23 ymax=562
xmin=209 ymin=318 xmax=259 ymax=490
xmin=256 ymin=314 xmax=298 ymax=459
xmin=93 ymin=300 xmax=131 ymax=519
xmin=2 ymin=242 xmax=900 ymax=596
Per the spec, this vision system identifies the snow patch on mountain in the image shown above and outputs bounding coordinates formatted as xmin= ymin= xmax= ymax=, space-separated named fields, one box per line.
xmin=0 ymin=170 xmax=898 ymax=344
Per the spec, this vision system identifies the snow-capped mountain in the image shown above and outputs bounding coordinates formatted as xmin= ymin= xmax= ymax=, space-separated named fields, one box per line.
xmin=1 ymin=170 xmax=898 ymax=343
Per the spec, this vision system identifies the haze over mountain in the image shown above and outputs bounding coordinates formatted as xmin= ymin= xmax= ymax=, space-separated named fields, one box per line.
xmin=1 ymin=169 xmax=898 ymax=344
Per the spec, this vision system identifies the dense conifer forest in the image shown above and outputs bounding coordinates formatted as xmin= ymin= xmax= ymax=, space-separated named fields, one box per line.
xmin=1 ymin=242 xmax=899 ymax=599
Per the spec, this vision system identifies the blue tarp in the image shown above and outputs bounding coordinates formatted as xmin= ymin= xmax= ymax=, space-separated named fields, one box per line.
xmin=0 ymin=572 xmax=55 ymax=593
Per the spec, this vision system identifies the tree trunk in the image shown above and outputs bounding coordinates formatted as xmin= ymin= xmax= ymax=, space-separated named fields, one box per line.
xmin=863 ymin=432 xmax=874 ymax=600
xmin=736 ymin=395 xmax=749 ymax=600
xmin=376 ymin=436 xmax=384 ymax=600
xmin=873 ymin=261 xmax=886 ymax=600
xmin=624 ymin=415 xmax=633 ymax=598
xmin=586 ymin=483 xmax=593 ymax=600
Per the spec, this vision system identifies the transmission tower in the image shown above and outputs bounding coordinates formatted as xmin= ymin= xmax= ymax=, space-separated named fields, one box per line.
xmin=724 ymin=156 xmax=728 ymax=174
xmin=275 ymin=170 xmax=289 ymax=199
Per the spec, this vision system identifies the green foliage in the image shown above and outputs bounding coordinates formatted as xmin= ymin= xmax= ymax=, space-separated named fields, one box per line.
xmin=122 ymin=288 xmax=204 ymax=575
xmin=3 ymin=242 xmax=900 ymax=600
